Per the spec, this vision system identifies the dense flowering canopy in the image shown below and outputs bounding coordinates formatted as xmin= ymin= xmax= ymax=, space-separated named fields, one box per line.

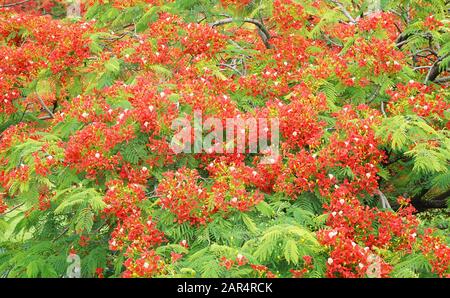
xmin=0 ymin=0 xmax=449 ymax=278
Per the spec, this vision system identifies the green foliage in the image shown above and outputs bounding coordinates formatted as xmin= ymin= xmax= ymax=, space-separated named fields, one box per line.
xmin=1 ymin=0 xmax=449 ymax=279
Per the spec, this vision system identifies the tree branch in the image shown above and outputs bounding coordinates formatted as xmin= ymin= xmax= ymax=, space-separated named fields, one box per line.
xmin=380 ymin=101 xmax=387 ymax=117
xmin=329 ymin=0 xmax=357 ymax=24
xmin=52 ymin=226 xmax=70 ymax=243
xmin=209 ymin=18 xmax=273 ymax=49
xmin=0 ymin=0 xmax=31 ymax=8
xmin=218 ymin=63 xmax=243 ymax=76
xmin=424 ymin=54 xmax=449 ymax=84
xmin=395 ymin=33 xmax=413 ymax=49
xmin=434 ymin=76 xmax=450 ymax=84
xmin=377 ymin=189 xmax=392 ymax=210
xmin=424 ymin=60 xmax=441 ymax=84
xmin=0 ymin=203 xmax=24 ymax=216
xmin=36 ymin=93 xmax=54 ymax=119
xmin=430 ymin=189 xmax=450 ymax=202
xmin=409 ymin=48 xmax=438 ymax=58
xmin=411 ymin=188 xmax=450 ymax=212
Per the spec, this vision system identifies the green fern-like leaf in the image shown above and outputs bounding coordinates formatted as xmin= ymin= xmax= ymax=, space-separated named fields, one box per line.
xmin=75 ymin=208 xmax=94 ymax=233
xmin=284 ymin=239 xmax=299 ymax=265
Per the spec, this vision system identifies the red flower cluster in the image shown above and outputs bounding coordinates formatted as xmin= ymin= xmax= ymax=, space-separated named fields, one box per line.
xmin=387 ymin=81 xmax=449 ymax=118
xmin=420 ymin=229 xmax=450 ymax=277
xmin=103 ymin=178 xmax=167 ymax=277
xmin=319 ymin=188 xmax=422 ymax=277
xmin=157 ymin=165 xmax=265 ymax=225
xmin=272 ymin=0 xmax=306 ymax=31
xmin=250 ymin=264 xmax=276 ymax=278
xmin=157 ymin=167 xmax=210 ymax=225
xmin=181 ymin=23 xmax=226 ymax=58
xmin=219 ymin=254 xmax=248 ymax=270
xmin=0 ymin=195 xmax=7 ymax=214
xmin=207 ymin=161 xmax=265 ymax=212
xmin=290 ymin=255 xmax=314 ymax=278
xmin=338 ymin=37 xmax=404 ymax=83
xmin=0 ymin=13 xmax=92 ymax=115
xmin=122 ymin=249 xmax=163 ymax=277
xmin=64 ymin=122 xmax=133 ymax=177
xmin=424 ymin=15 xmax=444 ymax=31
xmin=1 ymin=0 xmax=449 ymax=279
xmin=219 ymin=0 xmax=252 ymax=9
xmin=103 ymin=179 xmax=146 ymax=220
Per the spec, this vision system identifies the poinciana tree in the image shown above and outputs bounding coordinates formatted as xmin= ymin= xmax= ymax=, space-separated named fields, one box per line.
xmin=0 ymin=0 xmax=449 ymax=278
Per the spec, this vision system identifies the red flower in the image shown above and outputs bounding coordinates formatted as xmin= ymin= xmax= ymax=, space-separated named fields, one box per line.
xmin=171 ymin=252 xmax=183 ymax=263
xmin=95 ymin=268 xmax=104 ymax=278
xmin=219 ymin=257 xmax=235 ymax=270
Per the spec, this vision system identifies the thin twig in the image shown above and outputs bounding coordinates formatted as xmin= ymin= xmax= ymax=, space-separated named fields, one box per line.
xmin=409 ymin=48 xmax=438 ymax=57
xmin=0 ymin=0 xmax=30 ymax=8
xmin=218 ymin=63 xmax=244 ymax=76
xmin=52 ymin=226 xmax=70 ymax=242
xmin=377 ymin=189 xmax=392 ymax=210
xmin=413 ymin=66 xmax=432 ymax=71
xmin=35 ymin=92 xmax=54 ymax=119
xmin=209 ymin=17 xmax=273 ymax=49
xmin=381 ymin=101 xmax=387 ymax=117
xmin=424 ymin=54 xmax=448 ymax=84
xmin=368 ymin=85 xmax=381 ymax=103
xmin=329 ymin=0 xmax=357 ymax=24
xmin=434 ymin=76 xmax=450 ymax=84
xmin=19 ymin=103 xmax=31 ymax=122
xmin=324 ymin=34 xmax=343 ymax=47
xmin=0 ymin=203 xmax=24 ymax=216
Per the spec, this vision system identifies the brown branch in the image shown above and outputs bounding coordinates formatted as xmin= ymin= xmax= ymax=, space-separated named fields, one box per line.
xmin=380 ymin=101 xmax=387 ymax=117
xmin=0 ymin=0 xmax=31 ymax=8
xmin=218 ymin=63 xmax=243 ymax=76
xmin=424 ymin=54 xmax=448 ymax=84
xmin=409 ymin=48 xmax=438 ymax=58
xmin=368 ymin=85 xmax=381 ymax=103
xmin=98 ymin=31 xmax=133 ymax=42
xmin=395 ymin=34 xmax=413 ymax=49
xmin=412 ymin=199 xmax=447 ymax=212
xmin=377 ymin=189 xmax=392 ymax=210
xmin=413 ymin=66 xmax=432 ymax=71
xmin=52 ymin=226 xmax=70 ymax=242
xmin=412 ymin=188 xmax=450 ymax=212
xmin=209 ymin=17 xmax=273 ymax=49
xmin=424 ymin=61 xmax=441 ymax=84
xmin=329 ymin=0 xmax=357 ymax=24
xmin=434 ymin=76 xmax=450 ymax=84
xmin=0 ymin=203 xmax=24 ymax=216
xmin=36 ymin=93 xmax=54 ymax=119
xmin=395 ymin=32 xmax=431 ymax=49
xmin=430 ymin=189 xmax=450 ymax=203
xmin=38 ymin=115 xmax=54 ymax=121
